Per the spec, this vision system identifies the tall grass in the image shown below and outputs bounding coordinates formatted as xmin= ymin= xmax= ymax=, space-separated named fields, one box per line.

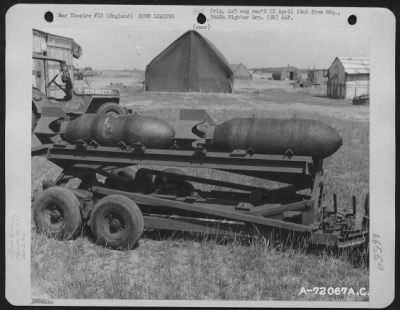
xmin=31 ymin=232 xmax=368 ymax=300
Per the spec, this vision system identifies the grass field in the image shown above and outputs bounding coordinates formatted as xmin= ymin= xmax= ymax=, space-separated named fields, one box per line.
xmin=31 ymin=76 xmax=369 ymax=301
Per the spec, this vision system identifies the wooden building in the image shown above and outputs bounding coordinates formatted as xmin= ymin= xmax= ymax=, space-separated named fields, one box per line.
xmin=307 ymin=69 xmax=328 ymax=85
xmin=272 ymin=67 xmax=299 ymax=80
xmin=327 ymin=57 xmax=369 ymax=99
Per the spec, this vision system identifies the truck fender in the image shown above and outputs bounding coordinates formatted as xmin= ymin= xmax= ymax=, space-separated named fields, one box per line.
xmin=86 ymin=96 xmax=120 ymax=114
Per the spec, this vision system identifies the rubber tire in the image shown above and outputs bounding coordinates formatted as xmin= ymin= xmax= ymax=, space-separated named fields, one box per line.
xmin=96 ymin=102 xmax=125 ymax=116
xmin=90 ymin=195 xmax=144 ymax=250
xmin=33 ymin=187 xmax=82 ymax=240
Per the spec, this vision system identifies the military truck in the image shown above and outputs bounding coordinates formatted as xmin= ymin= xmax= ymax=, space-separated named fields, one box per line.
xmin=32 ymin=54 xmax=127 ymax=143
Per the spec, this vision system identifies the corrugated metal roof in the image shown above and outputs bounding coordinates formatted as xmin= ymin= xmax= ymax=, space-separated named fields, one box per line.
xmin=337 ymin=56 xmax=369 ymax=74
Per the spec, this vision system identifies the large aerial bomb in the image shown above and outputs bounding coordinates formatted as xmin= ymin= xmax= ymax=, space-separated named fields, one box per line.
xmin=211 ymin=118 xmax=342 ymax=158
xmin=59 ymin=112 xmax=342 ymax=159
xmin=60 ymin=114 xmax=175 ymax=149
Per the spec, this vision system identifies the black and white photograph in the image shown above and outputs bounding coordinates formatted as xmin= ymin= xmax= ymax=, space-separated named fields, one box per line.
xmin=5 ymin=5 xmax=395 ymax=307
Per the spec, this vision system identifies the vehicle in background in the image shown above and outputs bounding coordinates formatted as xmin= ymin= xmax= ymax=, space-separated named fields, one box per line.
xmin=32 ymin=54 xmax=127 ymax=143
xmin=352 ymin=94 xmax=369 ymax=105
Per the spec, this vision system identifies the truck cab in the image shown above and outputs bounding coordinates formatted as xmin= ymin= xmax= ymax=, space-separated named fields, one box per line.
xmin=32 ymin=54 xmax=126 ymax=143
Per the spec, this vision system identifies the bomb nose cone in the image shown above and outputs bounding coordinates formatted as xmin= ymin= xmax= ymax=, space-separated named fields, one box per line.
xmin=124 ymin=115 xmax=175 ymax=149
xmin=309 ymin=121 xmax=343 ymax=158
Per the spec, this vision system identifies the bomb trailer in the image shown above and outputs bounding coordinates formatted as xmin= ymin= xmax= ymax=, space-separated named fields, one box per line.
xmin=31 ymin=109 xmax=369 ymax=251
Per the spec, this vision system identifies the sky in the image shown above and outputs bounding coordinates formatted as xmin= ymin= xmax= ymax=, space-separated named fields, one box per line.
xmin=38 ymin=27 xmax=370 ymax=71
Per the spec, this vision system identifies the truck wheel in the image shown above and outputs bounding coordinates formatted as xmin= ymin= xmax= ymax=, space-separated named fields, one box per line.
xmin=96 ymin=102 xmax=125 ymax=117
xmin=90 ymin=195 xmax=144 ymax=250
xmin=33 ymin=187 xmax=82 ymax=239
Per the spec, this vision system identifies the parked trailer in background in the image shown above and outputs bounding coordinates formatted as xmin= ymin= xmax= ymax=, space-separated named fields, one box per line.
xmin=31 ymin=109 xmax=369 ymax=251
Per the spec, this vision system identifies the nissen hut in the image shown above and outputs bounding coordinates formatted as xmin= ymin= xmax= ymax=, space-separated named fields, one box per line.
xmin=230 ymin=63 xmax=252 ymax=80
xmin=327 ymin=57 xmax=369 ymax=99
xmin=145 ymin=30 xmax=234 ymax=93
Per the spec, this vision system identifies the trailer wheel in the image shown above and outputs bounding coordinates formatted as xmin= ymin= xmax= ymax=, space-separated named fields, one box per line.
xmin=33 ymin=187 xmax=82 ymax=239
xmin=96 ymin=102 xmax=125 ymax=117
xmin=90 ymin=195 xmax=144 ymax=250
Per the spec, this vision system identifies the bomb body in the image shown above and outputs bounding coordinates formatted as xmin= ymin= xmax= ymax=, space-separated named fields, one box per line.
xmin=60 ymin=114 xmax=175 ymax=149
xmin=212 ymin=118 xmax=342 ymax=158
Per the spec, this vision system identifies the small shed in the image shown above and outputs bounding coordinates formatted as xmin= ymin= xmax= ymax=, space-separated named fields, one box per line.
xmin=230 ymin=63 xmax=252 ymax=80
xmin=327 ymin=57 xmax=369 ymax=99
xmin=272 ymin=67 xmax=299 ymax=80
xmin=32 ymin=29 xmax=82 ymax=97
xmin=145 ymin=30 xmax=233 ymax=93
xmin=308 ymin=69 xmax=328 ymax=85
xmin=299 ymin=71 xmax=308 ymax=80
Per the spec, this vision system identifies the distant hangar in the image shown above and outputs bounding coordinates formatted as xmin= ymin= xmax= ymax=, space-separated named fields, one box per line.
xmin=230 ymin=63 xmax=252 ymax=80
xmin=145 ymin=30 xmax=234 ymax=93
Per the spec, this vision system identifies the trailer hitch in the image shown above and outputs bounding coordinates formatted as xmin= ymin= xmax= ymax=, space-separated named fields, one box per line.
xmin=319 ymin=193 xmax=369 ymax=237
xmin=310 ymin=193 xmax=369 ymax=248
